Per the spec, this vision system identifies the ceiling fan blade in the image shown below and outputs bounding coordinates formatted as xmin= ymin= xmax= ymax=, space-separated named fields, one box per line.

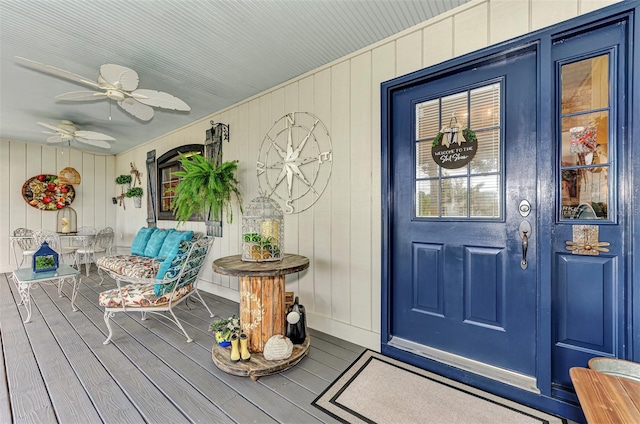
xmin=15 ymin=56 xmax=99 ymax=89
xmin=37 ymin=121 xmax=59 ymax=131
xmin=75 ymin=130 xmax=115 ymax=141
xmin=100 ymin=64 xmax=139 ymax=91
xmin=118 ymin=98 xmax=154 ymax=121
xmin=74 ymin=137 xmax=112 ymax=149
xmin=46 ymin=135 xmax=63 ymax=143
xmin=41 ymin=130 xmax=56 ymax=135
xmin=56 ymin=90 xmax=107 ymax=101
xmin=132 ymin=89 xmax=191 ymax=111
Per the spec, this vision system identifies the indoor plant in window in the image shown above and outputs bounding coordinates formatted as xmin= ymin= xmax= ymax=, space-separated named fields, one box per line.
xmin=126 ymin=186 xmax=143 ymax=208
xmin=171 ymin=152 xmax=243 ymax=235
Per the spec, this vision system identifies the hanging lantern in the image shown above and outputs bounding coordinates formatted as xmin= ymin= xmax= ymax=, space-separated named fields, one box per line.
xmin=58 ymin=167 xmax=81 ymax=185
xmin=32 ymin=241 xmax=59 ymax=273
xmin=242 ymin=195 xmax=284 ymax=262
xmin=58 ymin=142 xmax=81 ymax=185
xmin=57 ymin=207 xmax=77 ymax=233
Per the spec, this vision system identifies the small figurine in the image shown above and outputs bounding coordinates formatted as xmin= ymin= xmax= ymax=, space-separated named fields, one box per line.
xmin=61 ymin=217 xmax=71 ymax=233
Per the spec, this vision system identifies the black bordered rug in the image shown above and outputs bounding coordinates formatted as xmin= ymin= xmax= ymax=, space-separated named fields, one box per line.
xmin=312 ymin=350 xmax=565 ymax=424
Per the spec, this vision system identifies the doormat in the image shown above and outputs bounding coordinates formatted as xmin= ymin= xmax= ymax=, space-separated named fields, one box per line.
xmin=312 ymin=350 xmax=565 ymax=424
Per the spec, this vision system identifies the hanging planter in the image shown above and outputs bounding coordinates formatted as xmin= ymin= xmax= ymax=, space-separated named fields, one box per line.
xmin=116 ymin=174 xmax=132 ymax=190
xmin=171 ymin=152 xmax=243 ymax=235
xmin=431 ymin=117 xmax=478 ymax=169
xmin=126 ymin=186 xmax=143 ymax=208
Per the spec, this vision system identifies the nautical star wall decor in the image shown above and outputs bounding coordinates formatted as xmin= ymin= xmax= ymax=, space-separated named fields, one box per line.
xmin=257 ymin=112 xmax=332 ymax=214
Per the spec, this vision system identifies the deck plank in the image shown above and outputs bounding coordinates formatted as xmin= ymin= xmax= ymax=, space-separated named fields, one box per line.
xmin=38 ymin=282 xmax=192 ymax=423
xmin=2 ymin=269 xmax=366 ymax=424
xmin=0 ymin=274 xmax=57 ymax=424
xmin=74 ymin=276 xmax=284 ymax=424
xmin=78 ymin=277 xmax=326 ymax=423
xmin=46 ymin=282 xmax=234 ymax=424
xmin=5 ymin=278 xmax=103 ymax=424
xmin=23 ymin=281 xmax=146 ymax=423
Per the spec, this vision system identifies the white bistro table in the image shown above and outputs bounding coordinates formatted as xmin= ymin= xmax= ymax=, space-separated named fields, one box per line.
xmin=11 ymin=264 xmax=81 ymax=323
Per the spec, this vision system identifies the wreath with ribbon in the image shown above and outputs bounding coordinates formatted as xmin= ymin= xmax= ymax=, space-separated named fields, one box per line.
xmin=432 ymin=117 xmax=478 ymax=148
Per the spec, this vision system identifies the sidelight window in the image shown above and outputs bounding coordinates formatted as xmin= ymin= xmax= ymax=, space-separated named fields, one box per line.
xmin=415 ymin=82 xmax=502 ymax=219
xmin=559 ymin=54 xmax=610 ymax=220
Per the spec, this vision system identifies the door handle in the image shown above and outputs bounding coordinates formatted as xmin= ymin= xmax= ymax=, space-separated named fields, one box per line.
xmin=519 ymin=220 xmax=531 ymax=270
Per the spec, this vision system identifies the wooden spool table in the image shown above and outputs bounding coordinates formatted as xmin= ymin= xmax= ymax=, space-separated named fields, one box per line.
xmin=211 ymin=253 xmax=310 ymax=380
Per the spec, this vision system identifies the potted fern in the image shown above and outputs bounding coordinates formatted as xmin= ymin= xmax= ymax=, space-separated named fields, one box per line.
xmin=171 ymin=152 xmax=242 ymax=235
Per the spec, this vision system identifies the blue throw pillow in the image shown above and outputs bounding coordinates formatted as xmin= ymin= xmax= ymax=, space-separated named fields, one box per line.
xmin=143 ymin=229 xmax=169 ymax=257
xmin=155 ymin=231 xmax=193 ymax=277
xmin=130 ymin=227 xmax=156 ymax=256
xmin=154 ymin=240 xmax=191 ymax=296
xmin=157 ymin=230 xmax=192 ymax=260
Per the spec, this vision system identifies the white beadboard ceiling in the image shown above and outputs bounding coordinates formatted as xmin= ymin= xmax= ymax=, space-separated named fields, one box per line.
xmin=0 ymin=0 xmax=470 ymax=155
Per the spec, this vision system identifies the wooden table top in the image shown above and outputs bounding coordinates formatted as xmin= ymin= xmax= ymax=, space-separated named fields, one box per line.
xmin=570 ymin=367 xmax=640 ymax=424
xmin=212 ymin=253 xmax=309 ymax=277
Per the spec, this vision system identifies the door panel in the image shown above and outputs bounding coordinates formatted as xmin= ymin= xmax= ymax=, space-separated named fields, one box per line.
xmin=550 ymin=21 xmax=628 ymax=396
xmin=390 ymin=46 xmax=538 ymax=377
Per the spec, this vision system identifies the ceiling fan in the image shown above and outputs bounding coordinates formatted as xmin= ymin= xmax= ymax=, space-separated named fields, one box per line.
xmin=38 ymin=120 xmax=115 ymax=149
xmin=16 ymin=57 xmax=190 ymax=121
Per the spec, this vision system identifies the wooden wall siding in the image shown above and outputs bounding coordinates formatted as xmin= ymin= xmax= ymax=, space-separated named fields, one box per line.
xmin=1 ymin=140 xmax=115 ymax=272
xmin=1 ymin=0 xmax=619 ymax=348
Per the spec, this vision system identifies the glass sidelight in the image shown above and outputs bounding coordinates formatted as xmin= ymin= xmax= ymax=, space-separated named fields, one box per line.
xmin=559 ymin=55 xmax=611 ymax=220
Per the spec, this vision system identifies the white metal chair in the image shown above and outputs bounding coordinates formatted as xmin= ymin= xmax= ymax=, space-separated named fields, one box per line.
xmin=32 ymin=229 xmax=76 ymax=265
xmin=75 ymin=227 xmax=114 ymax=276
xmin=72 ymin=227 xmax=97 ymax=275
xmin=12 ymin=228 xmax=38 ymax=268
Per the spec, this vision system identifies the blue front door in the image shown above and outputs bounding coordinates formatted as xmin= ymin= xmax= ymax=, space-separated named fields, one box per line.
xmin=388 ymin=45 xmax=538 ymax=382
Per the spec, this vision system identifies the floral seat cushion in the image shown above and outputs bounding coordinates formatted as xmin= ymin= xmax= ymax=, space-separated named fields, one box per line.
xmin=97 ymin=254 xmax=159 ymax=279
xmin=98 ymin=282 xmax=193 ymax=308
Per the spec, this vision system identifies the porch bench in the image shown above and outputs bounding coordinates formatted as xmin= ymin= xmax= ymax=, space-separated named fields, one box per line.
xmin=99 ymin=236 xmax=215 ymax=343
xmin=97 ymin=227 xmax=197 ymax=284
xmin=570 ymin=366 xmax=640 ymax=423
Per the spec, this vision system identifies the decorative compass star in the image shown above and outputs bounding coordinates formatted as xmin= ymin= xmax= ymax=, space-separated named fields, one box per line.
xmin=257 ymin=112 xmax=333 ymax=214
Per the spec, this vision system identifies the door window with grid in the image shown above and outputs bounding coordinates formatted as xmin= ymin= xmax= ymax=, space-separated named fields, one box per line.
xmin=415 ymin=81 xmax=502 ymax=218
xmin=559 ymin=54 xmax=611 ymax=220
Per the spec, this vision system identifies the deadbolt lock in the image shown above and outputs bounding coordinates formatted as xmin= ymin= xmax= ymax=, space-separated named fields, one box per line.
xmin=519 ymin=200 xmax=531 ymax=217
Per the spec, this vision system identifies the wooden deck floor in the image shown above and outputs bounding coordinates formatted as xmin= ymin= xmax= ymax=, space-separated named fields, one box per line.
xmin=0 ymin=267 xmax=366 ymax=424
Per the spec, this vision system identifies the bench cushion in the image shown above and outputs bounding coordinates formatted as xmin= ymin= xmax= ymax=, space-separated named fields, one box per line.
xmin=131 ymin=227 xmax=156 ymax=256
xmin=96 ymin=254 xmax=159 ymax=279
xmin=98 ymin=282 xmax=193 ymax=308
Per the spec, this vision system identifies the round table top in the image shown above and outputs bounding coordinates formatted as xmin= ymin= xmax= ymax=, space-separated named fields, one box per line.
xmin=212 ymin=253 xmax=309 ymax=277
